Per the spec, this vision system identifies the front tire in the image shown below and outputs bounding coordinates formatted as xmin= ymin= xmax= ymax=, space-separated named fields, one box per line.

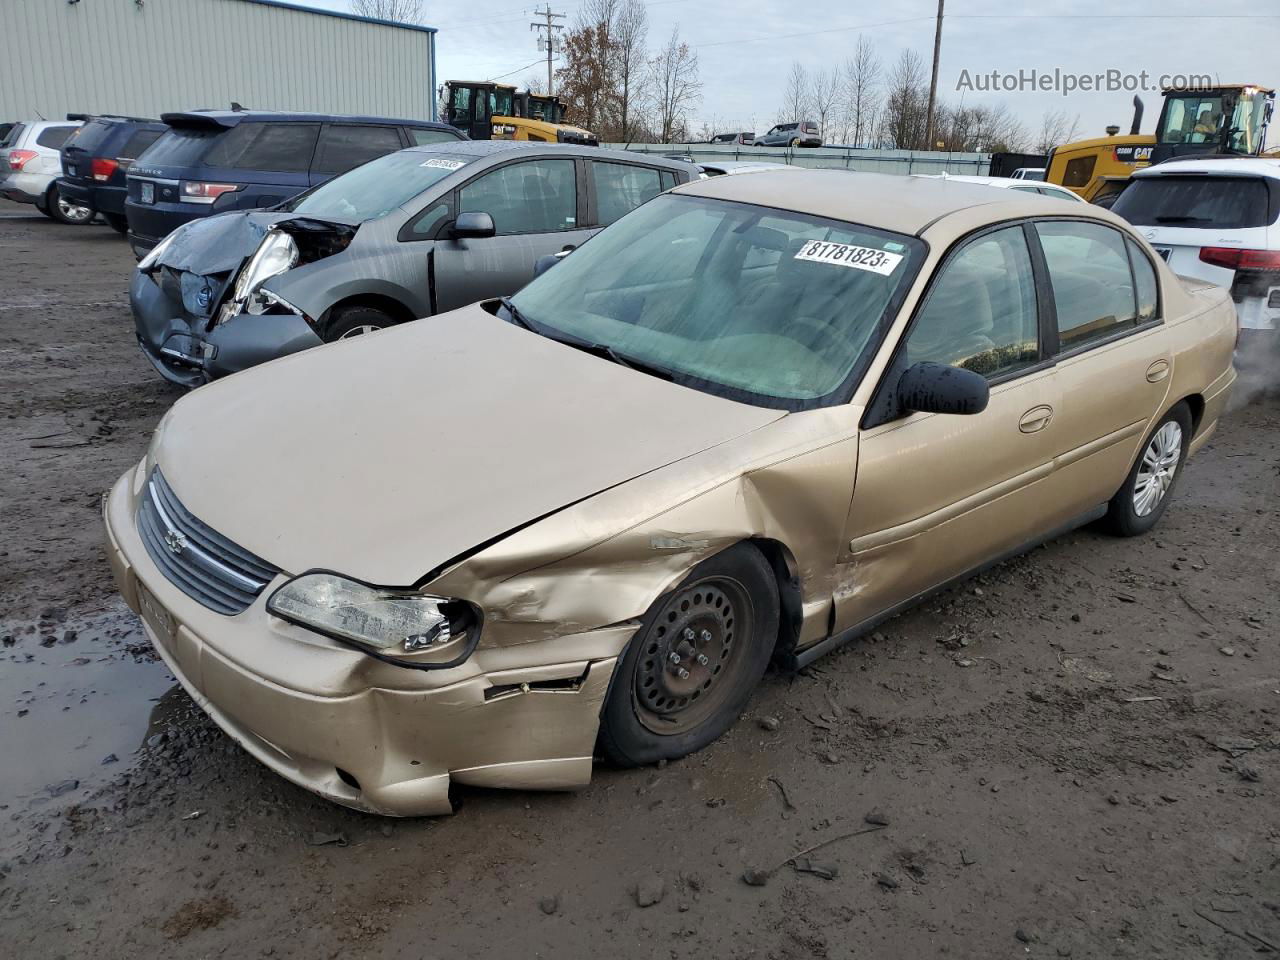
xmin=598 ymin=542 xmax=779 ymax=767
xmin=1104 ymin=403 xmax=1192 ymax=536
xmin=320 ymin=304 xmax=394 ymax=343
xmin=47 ymin=185 xmax=94 ymax=225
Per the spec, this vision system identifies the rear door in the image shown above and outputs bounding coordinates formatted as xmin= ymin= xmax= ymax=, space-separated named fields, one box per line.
xmin=309 ymin=123 xmax=406 ymax=186
xmin=431 ymin=156 xmax=594 ymax=312
xmin=33 ymin=124 xmax=78 ymax=175
xmin=588 ymin=159 xmax=680 ymax=228
xmin=1030 ymin=219 xmax=1171 ymax=516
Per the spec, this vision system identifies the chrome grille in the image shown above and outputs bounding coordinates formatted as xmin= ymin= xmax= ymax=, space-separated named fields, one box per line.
xmin=137 ymin=469 xmax=278 ymax=615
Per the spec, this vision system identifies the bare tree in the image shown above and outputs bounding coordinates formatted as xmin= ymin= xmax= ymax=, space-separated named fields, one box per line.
xmin=879 ymin=49 xmax=928 ymax=149
xmin=614 ymin=0 xmax=649 ymax=141
xmin=649 ymin=26 xmax=701 ymax=143
xmin=842 ymin=36 xmax=881 ymax=148
xmin=808 ymin=68 xmax=840 ymax=142
xmin=1035 ymin=109 xmax=1082 ymax=153
xmin=351 ymin=0 xmax=424 ymax=22
xmin=522 ymin=74 xmax=546 ymax=95
xmin=782 ymin=62 xmax=808 ymax=123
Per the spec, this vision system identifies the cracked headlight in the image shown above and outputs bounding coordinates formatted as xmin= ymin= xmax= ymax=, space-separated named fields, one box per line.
xmin=267 ymin=572 xmax=479 ymax=668
xmin=229 ymin=228 xmax=298 ymax=317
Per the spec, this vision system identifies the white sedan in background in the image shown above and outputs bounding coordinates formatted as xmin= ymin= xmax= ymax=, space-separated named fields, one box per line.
xmin=922 ymin=173 xmax=1085 ymax=202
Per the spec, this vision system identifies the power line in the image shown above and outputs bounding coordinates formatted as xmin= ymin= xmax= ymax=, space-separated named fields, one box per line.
xmin=487 ymin=57 xmax=548 ymax=82
xmin=694 ymin=15 xmax=935 ymax=49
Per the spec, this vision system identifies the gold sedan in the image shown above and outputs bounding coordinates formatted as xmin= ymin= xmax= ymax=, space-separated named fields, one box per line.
xmin=103 ymin=170 xmax=1237 ymax=816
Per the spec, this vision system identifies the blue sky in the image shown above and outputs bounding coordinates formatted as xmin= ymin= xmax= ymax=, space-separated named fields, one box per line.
xmin=300 ymin=0 xmax=1278 ymax=147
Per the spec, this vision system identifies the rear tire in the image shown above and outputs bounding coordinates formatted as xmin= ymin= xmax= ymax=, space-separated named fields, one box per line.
xmin=319 ymin=304 xmax=395 ymax=343
xmin=104 ymin=212 xmax=128 ymax=235
xmin=46 ymin=184 xmax=94 ymax=225
xmin=1104 ymin=403 xmax=1192 ymax=537
xmin=597 ymin=542 xmax=779 ymax=767
xmin=790 ymin=137 xmax=801 ymax=148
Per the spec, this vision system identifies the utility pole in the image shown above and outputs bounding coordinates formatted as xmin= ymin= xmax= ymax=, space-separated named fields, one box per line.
xmin=924 ymin=0 xmax=944 ymax=151
xmin=530 ymin=5 xmax=565 ymax=96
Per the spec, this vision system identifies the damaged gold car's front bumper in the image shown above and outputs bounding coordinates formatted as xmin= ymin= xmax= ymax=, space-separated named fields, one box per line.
xmin=104 ymin=471 xmax=634 ymax=816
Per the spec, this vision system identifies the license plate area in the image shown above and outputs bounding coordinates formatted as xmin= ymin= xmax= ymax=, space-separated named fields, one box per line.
xmin=66 ymin=164 xmax=78 ymax=177
xmin=139 ymin=181 xmax=155 ymax=204
xmin=137 ymin=580 xmax=175 ymax=643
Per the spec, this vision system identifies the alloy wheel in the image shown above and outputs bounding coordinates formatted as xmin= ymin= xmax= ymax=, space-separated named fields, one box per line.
xmin=57 ymin=196 xmax=93 ymax=224
xmin=1133 ymin=421 xmax=1182 ymax=517
xmin=632 ymin=576 xmax=754 ymax=736
xmin=338 ymin=324 xmax=382 ymax=339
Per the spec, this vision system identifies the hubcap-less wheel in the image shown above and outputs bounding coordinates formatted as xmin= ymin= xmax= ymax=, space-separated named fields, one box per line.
xmin=338 ymin=324 xmax=382 ymax=339
xmin=1133 ymin=421 xmax=1182 ymax=517
xmin=632 ymin=577 xmax=753 ymax=735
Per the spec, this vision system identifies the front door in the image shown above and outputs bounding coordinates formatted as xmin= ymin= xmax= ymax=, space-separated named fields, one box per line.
xmin=834 ymin=224 xmax=1062 ymax=632
xmin=432 ymin=157 xmax=594 ymax=313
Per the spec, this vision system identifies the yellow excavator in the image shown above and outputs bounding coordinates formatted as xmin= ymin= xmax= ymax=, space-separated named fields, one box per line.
xmin=1046 ymin=84 xmax=1275 ymax=207
xmin=441 ymin=81 xmax=598 ymax=146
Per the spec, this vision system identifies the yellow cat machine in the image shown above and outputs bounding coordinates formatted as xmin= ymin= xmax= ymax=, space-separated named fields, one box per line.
xmin=1047 ymin=84 xmax=1275 ymax=207
xmin=442 ymin=81 xmax=598 ymax=146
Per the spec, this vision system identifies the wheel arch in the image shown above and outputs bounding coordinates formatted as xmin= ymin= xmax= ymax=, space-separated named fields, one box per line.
xmin=320 ymin=293 xmax=417 ymax=333
xmin=744 ymin=537 xmax=804 ymax=660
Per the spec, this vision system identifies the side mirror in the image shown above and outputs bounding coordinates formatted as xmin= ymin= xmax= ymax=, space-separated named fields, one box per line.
xmin=897 ymin=361 xmax=989 ymax=416
xmin=452 ymin=211 xmax=495 ymax=239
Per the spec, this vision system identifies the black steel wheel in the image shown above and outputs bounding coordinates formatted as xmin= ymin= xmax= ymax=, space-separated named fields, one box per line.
xmin=598 ymin=543 xmax=778 ymax=766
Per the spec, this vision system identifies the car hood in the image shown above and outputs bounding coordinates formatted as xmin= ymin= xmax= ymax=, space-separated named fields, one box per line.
xmin=154 ymin=208 xmax=359 ymax=275
xmin=152 ymin=305 xmax=786 ymax=585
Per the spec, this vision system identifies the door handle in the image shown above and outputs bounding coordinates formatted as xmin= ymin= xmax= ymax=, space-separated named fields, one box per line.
xmin=1019 ymin=404 xmax=1054 ymax=433
xmin=1146 ymin=359 xmax=1170 ymax=383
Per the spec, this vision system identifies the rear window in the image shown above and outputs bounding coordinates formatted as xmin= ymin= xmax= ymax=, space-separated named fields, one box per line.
xmin=65 ymin=119 xmax=114 ymax=153
xmin=141 ymin=126 xmax=224 ymax=166
xmin=120 ymin=128 xmax=163 ymax=160
xmin=1 ymin=123 xmax=25 ymax=147
xmin=204 ymin=122 xmax=320 ymax=172
xmin=36 ymin=125 xmax=77 ymax=149
xmin=409 ymin=127 xmax=461 ymax=146
xmin=1112 ymin=175 xmax=1275 ymax=229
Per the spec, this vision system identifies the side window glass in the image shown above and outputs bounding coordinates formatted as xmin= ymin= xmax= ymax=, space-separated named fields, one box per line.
xmin=205 ymin=122 xmax=320 ymax=172
xmin=458 ymin=159 xmax=577 ymax=235
xmin=313 ymin=125 xmax=404 ymax=176
xmin=1126 ymin=237 xmax=1160 ymax=324
xmin=408 ymin=199 xmax=451 ymax=239
xmin=1062 ymin=155 xmax=1096 ymax=188
xmin=594 ymin=162 xmax=663 ymax=226
xmin=660 ymin=171 xmax=677 ymax=191
xmin=449 ymin=86 xmax=472 ymax=125
xmin=1037 ymin=221 xmax=1138 ymax=350
xmin=409 ymin=128 xmax=460 ymax=146
xmin=905 ymin=226 xmax=1040 ymax=379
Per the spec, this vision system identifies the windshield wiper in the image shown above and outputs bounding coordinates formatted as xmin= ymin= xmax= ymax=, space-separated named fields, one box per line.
xmin=499 ymin=296 xmax=538 ymax=332
xmin=1153 ymin=215 xmax=1211 ymax=223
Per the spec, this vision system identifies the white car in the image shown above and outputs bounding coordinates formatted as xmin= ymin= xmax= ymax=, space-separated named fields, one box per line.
xmin=922 ymin=173 xmax=1084 ymax=202
xmin=1112 ymin=157 xmax=1279 ymax=343
xmin=0 ymin=119 xmax=92 ymax=224
xmin=1011 ymin=167 xmax=1046 ymax=181
xmin=698 ymin=160 xmax=796 ymax=178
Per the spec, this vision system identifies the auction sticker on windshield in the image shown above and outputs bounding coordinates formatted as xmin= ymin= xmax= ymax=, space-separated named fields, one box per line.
xmin=794 ymin=241 xmax=903 ymax=276
xmin=421 ymin=158 xmax=465 ymax=170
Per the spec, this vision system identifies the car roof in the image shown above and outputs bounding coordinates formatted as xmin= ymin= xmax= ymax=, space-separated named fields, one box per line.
xmin=673 ymin=169 xmax=1095 ymax=236
xmin=403 ymin=140 xmax=693 ymax=170
xmin=160 ymin=110 xmax=454 ymax=129
xmin=1132 ymin=156 xmax=1280 ymax=180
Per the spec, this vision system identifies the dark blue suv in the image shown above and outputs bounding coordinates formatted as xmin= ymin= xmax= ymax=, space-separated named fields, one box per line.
xmin=58 ymin=115 xmax=168 ymax=234
xmin=124 ymin=110 xmax=465 ymax=257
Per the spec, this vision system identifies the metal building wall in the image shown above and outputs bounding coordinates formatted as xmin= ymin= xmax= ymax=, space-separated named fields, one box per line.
xmin=0 ymin=0 xmax=437 ymax=122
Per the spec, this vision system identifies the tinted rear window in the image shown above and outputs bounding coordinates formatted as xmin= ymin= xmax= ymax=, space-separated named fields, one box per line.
xmin=408 ymin=127 xmax=462 ymax=146
xmin=312 ymin=123 xmax=402 ymax=175
xmin=120 ymin=128 xmax=163 ymax=159
xmin=66 ymin=119 xmax=115 ymax=153
xmin=204 ymin=122 xmax=320 ymax=172
xmin=141 ymin=126 xmax=224 ymax=166
xmin=36 ymin=125 xmax=77 ymax=149
xmin=1112 ymin=176 xmax=1274 ymax=229
xmin=1 ymin=123 xmax=25 ymax=147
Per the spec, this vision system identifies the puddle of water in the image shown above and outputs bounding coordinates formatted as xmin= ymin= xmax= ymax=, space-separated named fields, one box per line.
xmin=0 ymin=598 xmax=175 ymax=814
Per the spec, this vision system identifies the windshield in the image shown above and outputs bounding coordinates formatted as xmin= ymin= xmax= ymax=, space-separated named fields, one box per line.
xmin=509 ymin=194 xmax=925 ymax=409
xmin=282 ymin=150 xmax=472 ymax=221
xmin=1228 ymin=92 xmax=1269 ymax=153
xmin=1159 ymin=94 xmax=1227 ymax=146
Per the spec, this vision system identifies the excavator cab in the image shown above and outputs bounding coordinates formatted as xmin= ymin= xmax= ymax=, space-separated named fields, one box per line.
xmin=521 ymin=93 xmax=567 ymax=125
xmin=443 ymin=81 xmax=519 ymax=140
xmin=1151 ymin=85 xmax=1274 ymax=162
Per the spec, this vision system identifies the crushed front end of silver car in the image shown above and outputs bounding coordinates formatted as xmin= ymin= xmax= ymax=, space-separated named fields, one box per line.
xmin=130 ymin=212 xmax=355 ymax=386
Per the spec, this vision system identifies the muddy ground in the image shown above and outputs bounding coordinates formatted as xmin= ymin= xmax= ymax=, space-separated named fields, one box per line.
xmin=1 ymin=197 xmax=1278 ymax=959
